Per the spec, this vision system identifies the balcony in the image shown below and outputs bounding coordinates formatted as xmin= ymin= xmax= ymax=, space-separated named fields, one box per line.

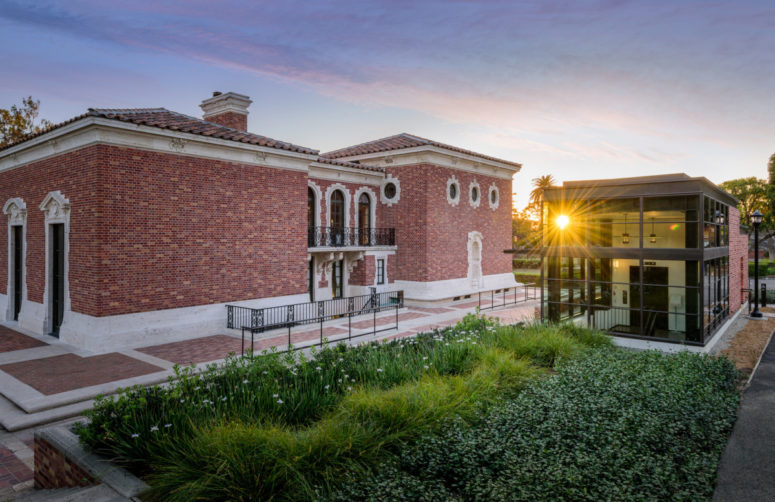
xmin=308 ymin=226 xmax=395 ymax=248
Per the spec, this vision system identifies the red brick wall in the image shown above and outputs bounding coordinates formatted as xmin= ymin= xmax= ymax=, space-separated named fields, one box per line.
xmin=0 ymin=144 xmax=308 ymax=317
xmin=349 ymin=255 xmax=375 ymax=286
xmin=379 ymin=164 xmax=512 ymax=282
xmin=0 ymin=147 xmax=102 ymax=314
xmin=309 ymin=178 xmax=378 ymax=230
xmin=204 ymin=111 xmax=247 ymax=131
xmin=34 ymin=437 xmax=96 ymax=489
xmin=729 ymin=207 xmax=748 ymax=311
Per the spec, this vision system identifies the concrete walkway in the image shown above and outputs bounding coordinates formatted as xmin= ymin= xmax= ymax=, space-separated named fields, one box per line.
xmin=713 ymin=329 xmax=775 ymax=501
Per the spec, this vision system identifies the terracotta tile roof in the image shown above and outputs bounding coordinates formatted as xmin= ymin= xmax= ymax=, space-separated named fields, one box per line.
xmin=321 ymin=133 xmax=521 ymax=169
xmin=313 ymin=156 xmax=384 ymax=173
xmin=0 ymin=108 xmax=319 ymax=155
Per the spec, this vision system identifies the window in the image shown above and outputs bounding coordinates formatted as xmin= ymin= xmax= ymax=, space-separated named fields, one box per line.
xmin=447 ymin=176 xmax=460 ymax=206
xmin=488 ymin=184 xmax=499 ymax=210
xmin=377 ymin=258 xmax=385 ymax=284
xmin=358 ymin=193 xmax=372 ymax=245
xmin=471 ymin=187 xmax=478 ymax=201
xmin=449 ymin=183 xmax=457 ymax=199
xmin=383 ymin=182 xmax=397 ymax=200
xmin=469 ymin=181 xmax=481 ymax=208
xmin=332 ymin=259 xmax=344 ymax=298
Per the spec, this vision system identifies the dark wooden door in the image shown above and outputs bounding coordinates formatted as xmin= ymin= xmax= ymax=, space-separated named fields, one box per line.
xmin=50 ymin=224 xmax=65 ymax=337
xmin=330 ymin=190 xmax=345 ymax=246
xmin=12 ymin=226 xmax=22 ymax=321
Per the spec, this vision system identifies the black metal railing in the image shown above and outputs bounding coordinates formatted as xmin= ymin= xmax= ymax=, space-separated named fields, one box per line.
xmin=476 ymin=284 xmax=539 ymax=311
xmin=227 ymin=290 xmax=404 ymax=355
xmin=308 ymin=226 xmax=395 ymax=247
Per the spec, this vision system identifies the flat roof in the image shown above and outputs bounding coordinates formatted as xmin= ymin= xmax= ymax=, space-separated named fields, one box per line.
xmin=544 ymin=173 xmax=739 ymax=206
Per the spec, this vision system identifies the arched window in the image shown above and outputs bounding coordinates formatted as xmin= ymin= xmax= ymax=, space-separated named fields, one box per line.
xmin=308 ymin=187 xmax=315 ymax=229
xmin=358 ymin=192 xmax=371 ymax=245
xmin=330 ymin=190 xmax=345 ymax=246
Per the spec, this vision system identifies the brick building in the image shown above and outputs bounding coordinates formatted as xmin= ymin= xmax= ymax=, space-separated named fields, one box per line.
xmin=541 ymin=174 xmax=748 ymax=348
xmin=0 ymin=92 xmax=521 ymax=350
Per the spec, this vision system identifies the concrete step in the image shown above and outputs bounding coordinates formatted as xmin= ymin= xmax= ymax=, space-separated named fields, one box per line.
xmin=9 ymin=484 xmax=128 ymax=502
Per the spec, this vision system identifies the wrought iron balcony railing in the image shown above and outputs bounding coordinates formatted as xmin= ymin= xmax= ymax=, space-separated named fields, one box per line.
xmin=308 ymin=226 xmax=395 ymax=247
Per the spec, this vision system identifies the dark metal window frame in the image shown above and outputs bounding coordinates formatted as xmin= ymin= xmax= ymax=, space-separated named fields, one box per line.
xmin=377 ymin=258 xmax=385 ymax=285
xmin=541 ymin=189 xmax=733 ymax=345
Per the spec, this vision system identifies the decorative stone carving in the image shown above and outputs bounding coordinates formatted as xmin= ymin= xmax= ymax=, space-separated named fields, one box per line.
xmin=446 ymin=175 xmax=460 ymax=206
xmin=488 ymin=183 xmax=500 ymax=211
xmin=346 ymin=252 xmax=366 ymax=273
xmin=169 ymin=137 xmax=186 ymax=152
xmin=3 ymin=198 xmax=27 ymax=225
xmin=39 ymin=191 xmax=70 ymax=221
xmin=467 ymin=231 xmax=483 ymax=289
xmin=380 ymin=174 xmax=401 ymax=207
xmin=469 ymin=180 xmax=481 ymax=208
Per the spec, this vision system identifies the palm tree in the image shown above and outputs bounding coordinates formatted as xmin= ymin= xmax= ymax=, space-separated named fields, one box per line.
xmin=529 ymin=175 xmax=556 ymax=206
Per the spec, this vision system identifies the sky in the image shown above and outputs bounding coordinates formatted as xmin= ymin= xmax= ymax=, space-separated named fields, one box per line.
xmin=1 ymin=0 xmax=773 ymax=210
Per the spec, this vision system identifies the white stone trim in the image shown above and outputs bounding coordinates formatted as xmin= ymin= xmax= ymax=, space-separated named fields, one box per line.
xmin=396 ymin=272 xmax=518 ymax=302
xmin=331 ymin=147 xmax=520 ymax=179
xmin=325 ymin=183 xmax=351 ymax=228
xmin=0 ymin=118 xmax=316 ymax=175
xmin=308 ymin=163 xmax=383 ymax=185
xmin=307 ymin=180 xmax=322 ymax=229
xmin=446 ymin=175 xmax=461 ymax=206
xmin=380 ymin=174 xmax=401 ymax=206
xmin=199 ymin=92 xmax=252 ymax=118
xmin=38 ymin=191 xmax=71 ymax=336
xmin=354 ymin=186 xmax=377 ymax=231
xmin=469 ymin=180 xmax=481 ymax=208
xmin=488 ymin=183 xmax=500 ymax=210
xmin=55 ymin=292 xmax=310 ymax=352
xmin=3 ymin=198 xmax=27 ymax=321
xmin=467 ymin=231 xmax=483 ymax=289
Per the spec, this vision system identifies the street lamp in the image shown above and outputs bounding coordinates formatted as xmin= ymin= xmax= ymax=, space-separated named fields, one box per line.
xmin=751 ymin=210 xmax=763 ymax=318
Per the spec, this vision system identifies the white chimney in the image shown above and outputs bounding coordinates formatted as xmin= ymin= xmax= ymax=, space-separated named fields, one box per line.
xmin=199 ymin=91 xmax=252 ymax=131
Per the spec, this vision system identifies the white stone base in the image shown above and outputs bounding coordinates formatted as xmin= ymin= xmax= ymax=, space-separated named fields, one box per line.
xmin=20 ymin=293 xmax=309 ymax=353
xmin=396 ymin=272 xmax=519 ymax=302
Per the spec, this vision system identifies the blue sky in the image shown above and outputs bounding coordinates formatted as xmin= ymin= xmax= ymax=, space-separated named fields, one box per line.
xmin=1 ymin=0 xmax=773 ymax=209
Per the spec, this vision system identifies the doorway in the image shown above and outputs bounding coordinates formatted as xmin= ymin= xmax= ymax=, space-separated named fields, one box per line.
xmin=332 ymin=259 xmax=343 ymax=299
xmin=630 ymin=266 xmax=669 ymax=335
xmin=11 ymin=225 xmax=22 ymax=321
xmin=50 ymin=223 xmax=65 ymax=337
xmin=358 ymin=193 xmax=371 ymax=245
xmin=330 ymin=190 xmax=345 ymax=246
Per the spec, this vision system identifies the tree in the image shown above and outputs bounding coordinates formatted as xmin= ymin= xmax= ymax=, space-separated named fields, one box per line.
xmin=719 ymin=177 xmax=768 ymax=227
xmin=0 ymin=97 xmax=53 ymax=148
xmin=529 ymin=174 xmax=557 ymax=206
xmin=512 ymin=202 xmax=542 ymax=251
xmin=768 ymin=153 xmax=775 ymax=185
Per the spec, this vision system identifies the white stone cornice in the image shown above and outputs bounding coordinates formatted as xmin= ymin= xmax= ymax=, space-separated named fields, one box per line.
xmin=308 ymin=162 xmax=383 ymax=185
xmin=330 ymin=146 xmax=520 ymax=179
xmin=0 ymin=117 xmax=317 ymax=174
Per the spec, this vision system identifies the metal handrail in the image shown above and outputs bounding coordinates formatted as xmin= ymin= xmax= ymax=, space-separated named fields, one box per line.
xmin=308 ymin=226 xmax=395 ymax=247
xmin=476 ymin=284 xmax=539 ymax=311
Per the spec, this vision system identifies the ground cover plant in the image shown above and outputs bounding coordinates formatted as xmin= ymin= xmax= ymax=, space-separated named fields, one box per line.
xmin=76 ymin=316 xmax=610 ymax=501
xmin=325 ymin=349 xmax=741 ymax=502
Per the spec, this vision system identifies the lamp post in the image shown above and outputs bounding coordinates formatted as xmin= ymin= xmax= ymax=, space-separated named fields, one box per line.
xmin=751 ymin=210 xmax=763 ymax=318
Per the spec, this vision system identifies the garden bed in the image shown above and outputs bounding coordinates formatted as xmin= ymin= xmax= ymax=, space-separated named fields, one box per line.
xmin=721 ymin=316 xmax=775 ymax=377
xmin=74 ymin=316 xmax=740 ymax=501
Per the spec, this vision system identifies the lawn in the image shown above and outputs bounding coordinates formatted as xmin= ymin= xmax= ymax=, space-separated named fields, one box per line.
xmin=76 ymin=315 xmax=740 ymax=501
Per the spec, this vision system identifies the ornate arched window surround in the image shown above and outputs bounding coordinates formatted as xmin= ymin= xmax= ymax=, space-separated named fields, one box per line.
xmin=39 ymin=191 xmax=71 ymax=333
xmin=3 ymin=198 xmax=27 ymax=321
xmin=488 ymin=183 xmax=500 ymax=211
xmin=354 ymin=186 xmax=377 ymax=231
xmin=325 ymin=183 xmax=351 ymax=229
xmin=467 ymin=230 xmax=484 ymax=289
xmin=446 ymin=175 xmax=460 ymax=206
xmin=308 ymin=180 xmax=323 ymax=229
xmin=469 ymin=180 xmax=481 ymax=208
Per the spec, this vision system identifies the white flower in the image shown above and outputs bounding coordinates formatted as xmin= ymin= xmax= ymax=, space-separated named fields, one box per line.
xmin=263 ymin=370 xmax=268 ymax=375
xmin=424 ymin=365 xmax=429 ymax=370
xmin=347 ymin=386 xmax=352 ymax=391
xmin=423 ymin=357 xmax=428 ymax=360
xmin=377 ymin=368 xmax=383 ymax=373
xmin=221 ymin=396 xmax=227 ymax=402
xmin=315 ymin=366 xmax=322 ymax=371
xmin=243 ymin=379 xmax=249 ymax=384
xmin=324 ymin=385 xmax=330 ymax=390
xmin=131 ymin=433 xmax=140 ymax=438
xmin=277 ymin=398 xmax=284 ymax=404
xmin=150 ymin=425 xmax=159 ymax=432
xmin=194 ymin=386 xmax=201 ymax=391
xmin=273 ymin=393 xmax=279 ymax=398
xmin=180 ymin=398 xmax=185 ymax=403
xmin=337 ymin=379 xmax=342 ymax=383
xmin=164 ymin=424 xmax=172 ymax=428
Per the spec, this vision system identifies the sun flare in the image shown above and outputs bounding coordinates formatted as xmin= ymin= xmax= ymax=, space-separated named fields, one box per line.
xmin=556 ymin=214 xmax=570 ymax=229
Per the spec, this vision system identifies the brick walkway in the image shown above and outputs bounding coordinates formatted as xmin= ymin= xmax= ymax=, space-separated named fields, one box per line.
xmin=0 ymin=353 xmax=163 ymax=395
xmin=0 ymin=444 xmax=33 ymax=489
xmin=0 ymin=326 xmax=46 ymax=354
xmin=137 ymin=334 xmax=244 ymax=365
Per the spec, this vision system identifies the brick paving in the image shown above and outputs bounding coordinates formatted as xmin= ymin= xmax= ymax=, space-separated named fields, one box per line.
xmin=349 ymin=311 xmax=428 ymax=330
xmin=137 ymin=334 xmax=244 ymax=365
xmin=0 ymin=353 xmax=163 ymax=395
xmin=406 ymin=306 xmax=455 ymax=314
xmin=0 ymin=445 xmax=33 ymax=489
xmin=0 ymin=326 xmax=47 ymax=353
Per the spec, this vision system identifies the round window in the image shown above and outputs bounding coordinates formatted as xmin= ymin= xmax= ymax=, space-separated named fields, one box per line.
xmin=490 ymin=189 xmax=498 ymax=204
xmin=384 ymin=182 xmax=397 ymax=199
xmin=449 ymin=183 xmax=458 ymax=199
xmin=471 ymin=186 xmax=479 ymax=202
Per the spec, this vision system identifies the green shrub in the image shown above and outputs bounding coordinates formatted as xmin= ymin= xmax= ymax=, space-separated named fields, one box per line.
xmin=326 ymin=349 xmax=740 ymax=502
xmin=513 ymin=272 xmax=540 ymax=285
xmin=513 ymin=258 xmax=541 ymax=269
